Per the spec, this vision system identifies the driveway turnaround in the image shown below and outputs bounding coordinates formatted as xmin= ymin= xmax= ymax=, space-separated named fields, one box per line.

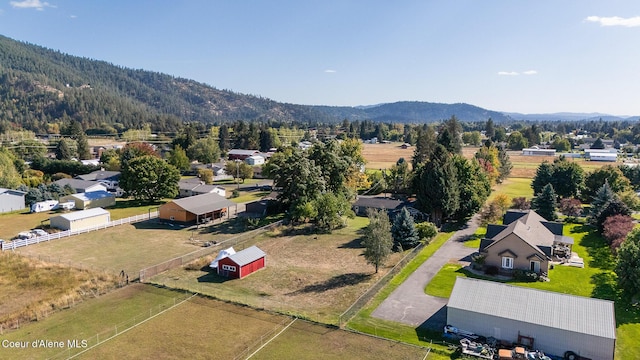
xmin=371 ymin=216 xmax=479 ymax=329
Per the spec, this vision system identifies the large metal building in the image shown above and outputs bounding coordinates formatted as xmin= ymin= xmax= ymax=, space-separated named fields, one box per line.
xmin=50 ymin=208 xmax=111 ymax=231
xmin=447 ymin=278 xmax=616 ymax=360
xmin=0 ymin=188 xmax=26 ymax=214
xmin=159 ymin=192 xmax=236 ymax=223
xmin=59 ymin=190 xmax=116 ymax=210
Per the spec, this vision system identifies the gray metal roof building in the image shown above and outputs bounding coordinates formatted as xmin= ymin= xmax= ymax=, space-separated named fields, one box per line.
xmin=447 ymin=277 xmax=616 ymax=360
xmin=228 ymin=245 xmax=266 ymax=266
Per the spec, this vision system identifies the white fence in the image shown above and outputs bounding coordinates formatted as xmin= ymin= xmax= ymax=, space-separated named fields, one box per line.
xmin=1 ymin=211 xmax=159 ymax=251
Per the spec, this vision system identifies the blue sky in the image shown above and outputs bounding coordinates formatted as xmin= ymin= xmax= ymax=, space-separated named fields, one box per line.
xmin=1 ymin=1 xmax=640 ymax=115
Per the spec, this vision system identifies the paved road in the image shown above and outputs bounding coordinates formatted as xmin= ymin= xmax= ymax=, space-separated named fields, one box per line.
xmin=371 ymin=215 xmax=480 ymax=329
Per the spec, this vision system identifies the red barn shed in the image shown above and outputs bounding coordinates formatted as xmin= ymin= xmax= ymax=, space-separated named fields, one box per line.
xmin=217 ymin=245 xmax=266 ymax=279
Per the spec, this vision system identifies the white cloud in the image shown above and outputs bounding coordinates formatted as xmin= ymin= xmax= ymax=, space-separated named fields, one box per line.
xmin=523 ymin=70 xmax=538 ymax=75
xmin=585 ymin=15 xmax=640 ymax=27
xmin=498 ymin=71 xmax=519 ymax=76
xmin=324 ymin=69 xmax=337 ymax=73
xmin=10 ymin=0 xmax=55 ymax=10
xmin=70 ymin=14 xmax=77 ymax=18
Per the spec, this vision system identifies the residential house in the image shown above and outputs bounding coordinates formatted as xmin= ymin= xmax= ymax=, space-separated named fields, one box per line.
xmin=228 ymin=149 xmax=260 ymax=161
xmin=76 ymin=170 xmax=121 ymax=190
xmin=352 ymin=196 xmax=406 ymax=217
xmin=178 ymin=179 xmax=226 ymax=198
xmin=54 ymin=178 xmax=108 ymax=194
xmin=479 ymin=210 xmax=573 ymax=274
xmin=245 ymin=155 xmax=265 ymax=166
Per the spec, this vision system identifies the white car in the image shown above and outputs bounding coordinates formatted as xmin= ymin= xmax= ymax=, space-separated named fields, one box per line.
xmin=30 ymin=229 xmax=48 ymax=237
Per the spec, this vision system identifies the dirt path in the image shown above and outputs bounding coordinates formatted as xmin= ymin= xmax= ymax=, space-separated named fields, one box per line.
xmin=371 ymin=215 xmax=480 ymax=329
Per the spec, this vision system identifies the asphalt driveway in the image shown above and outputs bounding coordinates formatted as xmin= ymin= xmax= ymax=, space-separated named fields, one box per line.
xmin=371 ymin=216 xmax=480 ymax=329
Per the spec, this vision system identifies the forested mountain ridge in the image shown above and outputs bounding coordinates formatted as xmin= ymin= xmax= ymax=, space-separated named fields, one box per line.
xmin=313 ymin=101 xmax=511 ymax=123
xmin=0 ymin=35 xmax=333 ymax=134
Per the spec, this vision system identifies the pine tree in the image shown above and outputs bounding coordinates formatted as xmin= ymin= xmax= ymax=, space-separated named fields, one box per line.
xmin=391 ymin=207 xmax=420 ymax=251
xmin=414 ymin=144 xmax=459 ymax=226
xmin=531 ymin=161 xmax=554 ymax=196
xmin=616 ymin=228 xmax=640 ymax=298
xmin=589 ymin=181 xmax=616 ymax=226
xmin=76 ymin=134 xmax=92 ymax=160
xmin=531 ymin=183 xmax=558 ymax=221
xmin=55 ymin=139 xmax=72 ymax=160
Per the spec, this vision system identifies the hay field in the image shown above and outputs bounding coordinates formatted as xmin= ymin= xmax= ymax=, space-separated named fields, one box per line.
xmin=150 ymin=217 xmax=408 ymax=324
xmin=362 ymin=143 xmax=415 ymax=170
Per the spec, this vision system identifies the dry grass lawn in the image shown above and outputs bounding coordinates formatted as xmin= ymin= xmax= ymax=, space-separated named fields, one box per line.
xmin=151 ymin=217 xmax=408 ymax=324
xmin=0 ymin=252 xmax=118 ymax=333
xmin=15 ymin=222 xmax=204 ymax=276
xmin=362 ymin=142 xmax=415 ymax=170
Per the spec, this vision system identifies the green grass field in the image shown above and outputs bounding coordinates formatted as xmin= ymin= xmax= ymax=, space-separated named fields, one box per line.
xmin=0 ymin=284 xmax=187 ymax=360
xmin=487 ymin=177 xmax=533 ymax=202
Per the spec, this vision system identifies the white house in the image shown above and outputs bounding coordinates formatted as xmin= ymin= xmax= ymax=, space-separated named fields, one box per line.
xmin=245 ymin=155 xmax=265 ymax=166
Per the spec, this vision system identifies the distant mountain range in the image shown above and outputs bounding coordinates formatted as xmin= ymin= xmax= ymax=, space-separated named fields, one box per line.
xmin=503 ymin=112 xmax=638 ymax=122
xmin=0 ymin=34 xmax=636 ymax=134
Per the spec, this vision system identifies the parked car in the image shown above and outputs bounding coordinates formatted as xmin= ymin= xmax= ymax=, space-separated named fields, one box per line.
xmin=16 ymin=232 xmax=35 ymax=240
xmin=30 ymin=229 xmax=48 ymax=237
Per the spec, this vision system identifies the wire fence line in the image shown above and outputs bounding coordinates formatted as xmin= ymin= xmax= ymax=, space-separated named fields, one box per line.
xmin=46 ymin=291 xmax=195 ymax=360
xmin=138 ymin=220 xmax=282 ymax=282
xmin=234 ymin=317 xmax=296 ymax=360
xmin=1 ymin=211 xmax=159 ymax=251
xmin=338 ymin=240 xmax=427 ymax=328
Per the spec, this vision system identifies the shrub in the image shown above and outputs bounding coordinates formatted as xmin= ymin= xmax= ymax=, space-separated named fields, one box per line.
xmin=415 ymin=221 xmax=438 ymax=241
xmin=485 ymin=265 xmax=499 ymax=276
xmin=231 ymin=189 xmax=240 ymax=198
xmin=511 ymin=197 xmax=531 ymax=210
xmin=559 ymin=198 xmax=582 ymax=217
xmin=513 ymin=269 xmax=538 ymax=282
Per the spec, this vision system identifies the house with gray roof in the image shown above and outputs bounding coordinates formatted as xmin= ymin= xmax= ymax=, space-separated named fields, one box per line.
xmin=54 ymin=178 xmax=107 ymax=194
xmin=447 ymin=277 xmax=615 ymax=360
xmin=178 ymin=179 xmax=226 ymax=197
xmin=479 ymin=210 xmax=572 ymax=274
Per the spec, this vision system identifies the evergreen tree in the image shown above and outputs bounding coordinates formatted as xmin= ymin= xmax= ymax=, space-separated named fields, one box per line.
xmin=595 ymin=198 xmax=631 ymax=232
xmin=55 ymin=139 xmax=72 ymax=160
xmin=391 ymin=207 xmax=420 ymax=251
xmin=414 ymin=144 xmax=459 ymax=226
xmin=412 ymin=126 xmax=436 ymax=168
xmin=76 ymin=134 xmax=92 ymax=160
xmin=453 ymin=156 xmax=491 ymax=222
xmin=362 ymin=209 xmax=393 ymax=273
xmin=531 ymin=183 xmax=558 ymax=221
xmin=485 ymin=118 xmax=495 ymax=139
xmin=616 ymin=228 xmax=640 ymax=298
xmin=497 ymin=145 xmax=512 ymax=182
xmin=218 ymin=124 xmax=230 ymax=152
xmin=589 ymin=181 xmax=617 ymax=225
xmin=531 ymin=161 xmax=554 ymax=196
xmin=0 ymin=149 xmax=22 ymax=189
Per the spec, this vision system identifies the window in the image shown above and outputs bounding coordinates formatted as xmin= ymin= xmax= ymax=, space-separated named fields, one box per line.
xmin=222 ymin=264 xmax=236 ymax=272
xmin=502 ymin=257 xmax=514 ymax=269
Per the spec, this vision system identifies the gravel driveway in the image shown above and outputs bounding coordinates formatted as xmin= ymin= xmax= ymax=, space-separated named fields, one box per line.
xmin=371 ymin=216 xmax=480 ymax=329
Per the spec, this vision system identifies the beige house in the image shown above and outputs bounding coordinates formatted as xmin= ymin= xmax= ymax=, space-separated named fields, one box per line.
xmin=50 ymin=208 xmax=111 ymax=231
xmin=479 ymin=210 xmax=572 ymax=274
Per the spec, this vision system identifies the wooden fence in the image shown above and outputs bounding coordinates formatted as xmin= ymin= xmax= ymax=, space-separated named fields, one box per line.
xmin=0 ymin=211 xmax=158 ymax=251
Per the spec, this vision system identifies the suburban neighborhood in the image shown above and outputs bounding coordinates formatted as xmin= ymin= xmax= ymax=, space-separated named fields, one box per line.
xmin=2 ymin=6 xmax=640 ymax=358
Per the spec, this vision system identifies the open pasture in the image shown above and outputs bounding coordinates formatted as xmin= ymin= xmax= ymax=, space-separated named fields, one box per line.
xmin=0 ymin=284 xmax=184 ymax=360
xmin=150 ymin=217 xmax=408 ymax=324
xmin=252 ymin=319 xmax=428 ymax=360
xmin=362 ymin=142 xmax=415 ymax=170
xmin=15 ymin=221 xmax=204 ymax=276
